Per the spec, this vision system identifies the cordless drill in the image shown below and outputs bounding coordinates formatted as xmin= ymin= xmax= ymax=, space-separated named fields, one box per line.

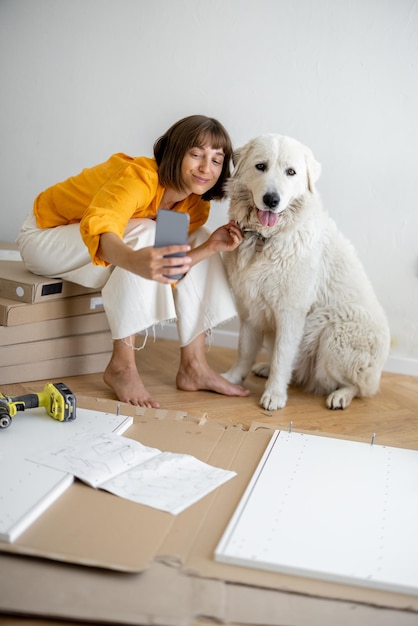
xmin=0 ymin=382 xmax=76 ymax=429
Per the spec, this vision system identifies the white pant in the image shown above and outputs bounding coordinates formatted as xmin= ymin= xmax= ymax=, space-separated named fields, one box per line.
xmin=17 ymin=213 xmax=237 ymax=345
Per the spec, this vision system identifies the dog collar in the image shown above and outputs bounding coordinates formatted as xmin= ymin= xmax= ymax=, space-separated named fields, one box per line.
xmin=242 ymin=229 xmax=269 ymax=252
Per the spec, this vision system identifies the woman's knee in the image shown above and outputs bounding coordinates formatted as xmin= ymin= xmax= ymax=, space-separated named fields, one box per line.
xmin=123 ymin=218 xmax=156 ymax=249
xmin=188 ymin=226 xmax=211 ymax=246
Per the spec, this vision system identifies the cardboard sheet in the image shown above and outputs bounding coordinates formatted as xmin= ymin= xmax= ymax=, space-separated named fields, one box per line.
xmin=1 ymin=396 xmax=417 ymax=626
xmin=0 ymin=402 xmax=252 ymax=572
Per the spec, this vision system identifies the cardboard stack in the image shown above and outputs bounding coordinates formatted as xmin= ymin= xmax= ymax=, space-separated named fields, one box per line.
xmin=0 ymin=243 xmax=112 ymax=384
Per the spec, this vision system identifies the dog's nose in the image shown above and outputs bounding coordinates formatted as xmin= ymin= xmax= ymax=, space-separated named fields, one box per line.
xmin=263 ymin=192 xmax=280 ymax=209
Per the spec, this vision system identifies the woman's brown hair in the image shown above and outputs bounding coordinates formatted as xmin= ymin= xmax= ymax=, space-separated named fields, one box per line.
xmin=153 ymin=115 xmax=232 ymax=201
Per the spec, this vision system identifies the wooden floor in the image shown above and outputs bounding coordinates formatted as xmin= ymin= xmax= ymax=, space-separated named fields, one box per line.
xmin=3 ymin=338 xmax=418 ymax=450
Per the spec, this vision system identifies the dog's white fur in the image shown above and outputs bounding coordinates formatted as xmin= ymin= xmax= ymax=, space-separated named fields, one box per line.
xmin=223 ymin=134 xmax=390 ymax=410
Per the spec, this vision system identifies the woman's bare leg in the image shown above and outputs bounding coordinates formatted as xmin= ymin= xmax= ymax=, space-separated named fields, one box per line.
xmin=103 ymin=337 xmax=160 ymax=408
xmin=176 ymin=333 xmax=250 ymax=397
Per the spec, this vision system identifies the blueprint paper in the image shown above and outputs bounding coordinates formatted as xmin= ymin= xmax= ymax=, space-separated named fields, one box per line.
xmin=29 ymin=432 xmax=236 ymax=515
xmin=30 ymin=431 xmax=161 ymax=488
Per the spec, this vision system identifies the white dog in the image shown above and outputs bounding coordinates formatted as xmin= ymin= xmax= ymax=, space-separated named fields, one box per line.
xmin=223 ymin=134 xmax=390 ymax=410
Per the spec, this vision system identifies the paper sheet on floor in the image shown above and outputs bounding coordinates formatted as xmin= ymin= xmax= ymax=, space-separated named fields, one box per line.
xmin=28 ymin=431 xmax=236 ymax=515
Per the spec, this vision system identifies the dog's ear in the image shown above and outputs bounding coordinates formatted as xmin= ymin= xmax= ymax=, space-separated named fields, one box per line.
xmin=305 ymin=148 xmax=321 ymax=193
xmin=232 ymin=145 xmax=245 ymax=168
xmin=231 ymin=142 xmax=252 ymax=178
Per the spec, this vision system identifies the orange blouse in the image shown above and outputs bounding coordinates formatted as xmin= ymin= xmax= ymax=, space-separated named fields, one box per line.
xmin=33 ymin=154 xmax=210 ymax=265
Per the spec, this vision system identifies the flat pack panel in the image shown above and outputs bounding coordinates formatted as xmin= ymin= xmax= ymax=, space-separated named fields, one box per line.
xmin=0 ymin=406 xmax=132 ymax=542
xmin=215 ymin=430 xmax=418 ymax=596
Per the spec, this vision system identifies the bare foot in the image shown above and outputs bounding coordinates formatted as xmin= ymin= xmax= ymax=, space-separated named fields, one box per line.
xmin=176 ymin=360 xmax=250 ymax=397
xmin=104 ymin=361 xmax=160 ymax=408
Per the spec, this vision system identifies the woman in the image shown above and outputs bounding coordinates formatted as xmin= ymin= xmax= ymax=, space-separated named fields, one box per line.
xmin=17 ymin=115 xmax=250 ymax=408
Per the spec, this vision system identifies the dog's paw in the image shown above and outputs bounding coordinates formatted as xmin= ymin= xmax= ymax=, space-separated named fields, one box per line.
xmin=251 ymin=362 xmax=270 ymax=378
xmin=260 ymin=389 xmax=287 ymax=411
xmin=221 ymin=369 xmax=245 ymax=385
xmin=326 ymin=386 xmax=356 ymax=410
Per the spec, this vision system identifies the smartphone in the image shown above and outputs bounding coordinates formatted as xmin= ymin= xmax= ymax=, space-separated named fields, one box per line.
xmin=154 ymin=209 xmax=190 ymax=280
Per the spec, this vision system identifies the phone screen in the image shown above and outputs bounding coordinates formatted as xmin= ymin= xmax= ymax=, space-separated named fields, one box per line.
xmin=154 ymin=209 xmax=190 ymax=279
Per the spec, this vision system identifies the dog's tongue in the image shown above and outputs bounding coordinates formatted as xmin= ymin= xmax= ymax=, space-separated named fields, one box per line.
xmin=258 ymin=209 xmax=279 ymax=227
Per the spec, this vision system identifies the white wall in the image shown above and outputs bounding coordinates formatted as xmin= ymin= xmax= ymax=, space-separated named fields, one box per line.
xmin=1 ymin=0 xmax=417 ymax=375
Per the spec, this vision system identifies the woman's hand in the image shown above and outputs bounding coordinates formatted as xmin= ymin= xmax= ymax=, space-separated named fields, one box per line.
xmin=186 ymin=220 xmax=244 ymax=267
xmin=137 ymin=245 xmax=192 ymax=283
xmin=206 ymin=220 xmax=244 ymax=253
xmin=98 ymin=232 xmax=191 ymax=284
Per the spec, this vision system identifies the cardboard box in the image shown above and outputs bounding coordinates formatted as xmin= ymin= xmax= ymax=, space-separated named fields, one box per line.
xmin=0 ymin=259 xmax=97 ymax=304
xmin=0 ymin=241 xmax=97 ymax=304
xmin=0 ymin=398 xmax=417 ymax=626
xmin=0 ymin=292 xmax=104 ymax=326
xmin=0 ymin=330 xmax=112 ymax=366
xmin=0 ymin=352 xmax=112 ymax=385
xmin=0 ymin=311 xmax=110 ymax=346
